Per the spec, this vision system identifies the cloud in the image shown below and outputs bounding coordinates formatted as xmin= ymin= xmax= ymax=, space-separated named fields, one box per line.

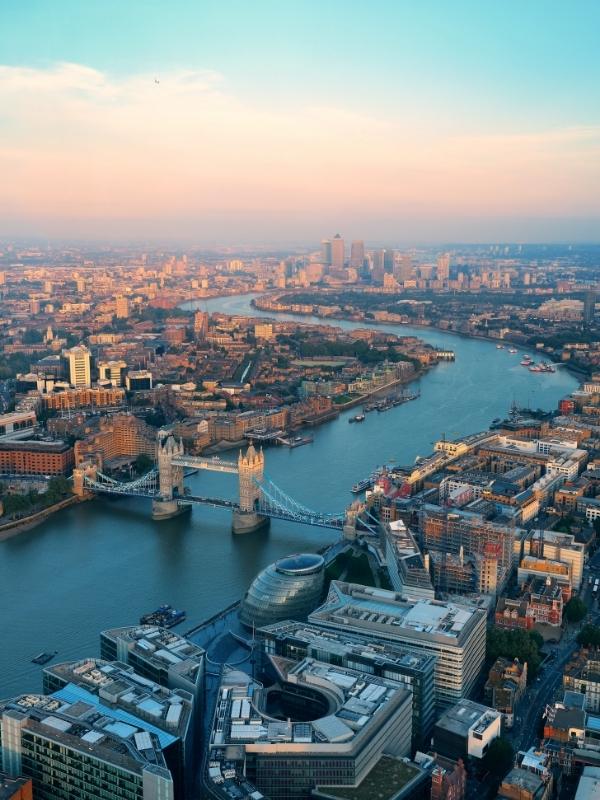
xmin=0 ymin=62 xmax=599 ymax=236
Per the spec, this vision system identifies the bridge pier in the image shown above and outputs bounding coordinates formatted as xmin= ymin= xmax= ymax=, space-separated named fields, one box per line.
xmin=232 ymin=509 xmax=270 ymax=534
xmin=152 ymin=498 xmax=191 ymax=521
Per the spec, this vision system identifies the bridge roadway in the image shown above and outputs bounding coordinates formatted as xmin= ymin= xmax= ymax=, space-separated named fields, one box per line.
xmin=171 ymin=455 xmax=238 ymax=474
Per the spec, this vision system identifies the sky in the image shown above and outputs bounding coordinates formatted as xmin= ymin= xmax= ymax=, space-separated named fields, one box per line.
xmin=1 ymin=0 xmax=599 ymax=244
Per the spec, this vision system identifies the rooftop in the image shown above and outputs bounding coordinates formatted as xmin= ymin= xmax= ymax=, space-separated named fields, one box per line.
xmin=1 ymin=693 xmax=171 ymax=777
xmin=435 ymin=698 xmax=501 ymax=737
xmin=258 ymin=620 xmax=436 ymax=674
xmin=313 ymin=755 xmax=422 ymax=800
xmin=210 ymin=656 xmax=411 ymax=751
xmin=102 ymin=625 xmax=204 ymax=683
xmin=44 ymin=658 xmax=192 ymax=740
xmin=309 ymin=581 xmax=483 ymax=646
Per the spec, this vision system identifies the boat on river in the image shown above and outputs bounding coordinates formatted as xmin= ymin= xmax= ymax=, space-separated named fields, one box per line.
xmin=31 ymin=651 xmax=57 ymax=665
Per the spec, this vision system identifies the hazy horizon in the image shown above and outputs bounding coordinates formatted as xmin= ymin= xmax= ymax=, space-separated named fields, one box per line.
xmin=2 ymin=1 xmax=599 ymax=243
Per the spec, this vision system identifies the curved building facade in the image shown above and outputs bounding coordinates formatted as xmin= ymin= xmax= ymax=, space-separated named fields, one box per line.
xmin=239 ymin=553 xmax=325 ymax=628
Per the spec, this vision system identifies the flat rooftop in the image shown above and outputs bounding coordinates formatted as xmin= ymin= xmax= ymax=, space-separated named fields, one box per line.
xmin=435 ymin=698 xmax=500 ymax=737
xmin=102 ymin=625 xmax=204 ymax=682
xmin=1 ymin=693 xmax=170 ymax=775
xmin=313 ymin=755 xmax=422 ymax=800
xmin=309 ymin=582 xmax=483 ymax=646
xmin=211 ymin=657 xmax=411 ymax=751
xmin=258 ymin=620 xmax=436 ymax=674
xmin=45 ymin=658 xmax=192 ymax=739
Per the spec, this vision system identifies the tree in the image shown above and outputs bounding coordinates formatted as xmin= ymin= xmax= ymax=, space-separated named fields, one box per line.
xmin=486 ymin=627 xmax=542 ymax=680
xmin=577 ymin=624 xmax=600 ymax=648
xmin=565 ymin=597 xmax=588 ymax=623
xmin=482 ymin=737 xmax=514 ymax=779
xmin=134 ymin=454 xmax=154 ymax=475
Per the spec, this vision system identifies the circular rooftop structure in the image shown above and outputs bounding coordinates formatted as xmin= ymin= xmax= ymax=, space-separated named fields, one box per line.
xmin=275 ymin=553 xmax=324 ymax=576
xmin=239 ymin=552 xmax=326 ymax=629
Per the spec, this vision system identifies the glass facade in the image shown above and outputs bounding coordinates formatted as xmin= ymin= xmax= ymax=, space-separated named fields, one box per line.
xmin=239 ymin=554 xmax=325 ymax=629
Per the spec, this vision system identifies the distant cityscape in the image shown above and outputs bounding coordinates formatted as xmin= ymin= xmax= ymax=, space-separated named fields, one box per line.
xmin=0 ymin=238 xmax=600 ymax=799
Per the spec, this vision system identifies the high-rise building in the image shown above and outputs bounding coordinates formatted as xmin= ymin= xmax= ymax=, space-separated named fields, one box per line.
xmin=207 ymin=660 xmax=413 ymax=800
xmin=394 ymin=254 xmax=413 ymax=282
xmin=320 ymin=239 xmax=332 ymax=266
xmin=97 ymin=359 xmax=127 ymax=386
xmin=42 ymin=657 xmax=196 ymax=799
xmin=0 ymin=693 xmax=174 ymax=799
xmin=100 ymin=625 xmax=205 ymax=708
xmin=193 ymin=310 xmax=209 ymax=340
xmin=258 ymin=620 xmax=436 ymax=749
xmin=115 ymin=295 xmax=129 ymax=318
xmin=309 ymin=581 xmax=487 ymax=709
xmin=383 ymin=248 xmax=395 ymax=272
xmin=436 ymin=253 xmax=450 ymax=282
xmin=350 ymin=240 xmax=365 ymax=268
xmin=331 ymin=233 xmax=345 ymax=269
xmin=63 ymin=345 xmax=91 ymax=388
xmin=584 ymin=291 xmax=596 ymax=327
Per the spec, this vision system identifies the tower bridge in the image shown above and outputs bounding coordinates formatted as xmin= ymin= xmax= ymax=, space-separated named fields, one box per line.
xmin=73 ymin=431 xmax=372 ymax=537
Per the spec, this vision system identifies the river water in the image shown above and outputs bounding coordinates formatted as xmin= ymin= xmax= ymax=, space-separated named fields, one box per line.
xmin=0 ymin=294 xmax=577 ymax=696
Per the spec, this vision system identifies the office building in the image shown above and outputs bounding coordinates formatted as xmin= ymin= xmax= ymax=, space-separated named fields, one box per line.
xmin=349 ymin=240 xmax=365 ymax=268
xmin=126 ymin=370 xmax=154 ymax=391
xmin=43 ymin=658 xmax=195 ymax=798
xmin=258 ymin=619 xmax=436 ymax=749
xmin=584 ymin=291 xmax=596 ymax=327
xmin=523 ymin=530 xmax=585 ymax=590
xmin=436 ymin=253 xmax=450 ymax=282
xmin=394 ymin=254 xmax=413 ymax=283
xmin=207 ymin=657 xmax=412 ymax=799
xmin=98 ymin=359 xmax=128 ymax=387
xmin=309 ymin=582 xmax=487 ymax=708
xmin=433 ymin=699 xmax=501 ymax=762
xmin=63 ymin=345 xmax=92 ymax=388
xmin=100 ymin=626 xmax=205 ymax=708
xmin=331 ymin=234 xmax=345 ymax=269
xmin=321 ymin=239 xmax=332 ymax=266
xmin=239 ymin=553 xmax=326 ymax=629
xmin=0 ymin=693 xmax=174 ymax=799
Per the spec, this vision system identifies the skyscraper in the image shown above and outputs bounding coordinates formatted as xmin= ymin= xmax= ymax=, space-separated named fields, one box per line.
xmin=437 ymin=253 xmax=450 ymax=282
xmin=331 ymin=233 xmax=345 ymax=269
xmin=350 ymin=240 xmax=365 ymax=268
xmin=394 ymin=254 xmax=413 ymax=282
xmin=584 ymin=291 xmax=596 ymax=327
xmin=320 ymin=239 xmax=332 ymax=266
xmin=63 ymin=345 xmax=91 ymax=388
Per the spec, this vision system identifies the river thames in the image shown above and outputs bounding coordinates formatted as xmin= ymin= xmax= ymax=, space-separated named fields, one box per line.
xmin=0 ymin=294 xmax=577 ymax=696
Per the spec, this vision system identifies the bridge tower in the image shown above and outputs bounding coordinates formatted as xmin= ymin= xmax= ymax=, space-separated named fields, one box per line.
xmin=232 ymin=444 xmax=269 ymax=534
xmin=152 ymin=430 xmax=188 ymax=520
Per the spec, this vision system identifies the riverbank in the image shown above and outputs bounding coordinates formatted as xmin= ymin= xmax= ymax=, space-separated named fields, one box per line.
xmin=250 ymin=294 xmax=585 ymax=381
xmin=0 ymin=494 xmax=83 ymax=541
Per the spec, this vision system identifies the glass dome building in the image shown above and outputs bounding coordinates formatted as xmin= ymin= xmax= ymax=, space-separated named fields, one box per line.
xmin=239 ymin=553 xmax=325 ymax=629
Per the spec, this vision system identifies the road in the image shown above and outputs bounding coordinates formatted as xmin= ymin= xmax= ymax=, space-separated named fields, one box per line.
xmin=511 ymin=553 xmax=600 ymax=753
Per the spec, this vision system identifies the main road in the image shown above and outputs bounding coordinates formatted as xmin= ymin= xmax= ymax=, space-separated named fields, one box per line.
xmin=0 ymin=294 xmax=577 ymax=697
